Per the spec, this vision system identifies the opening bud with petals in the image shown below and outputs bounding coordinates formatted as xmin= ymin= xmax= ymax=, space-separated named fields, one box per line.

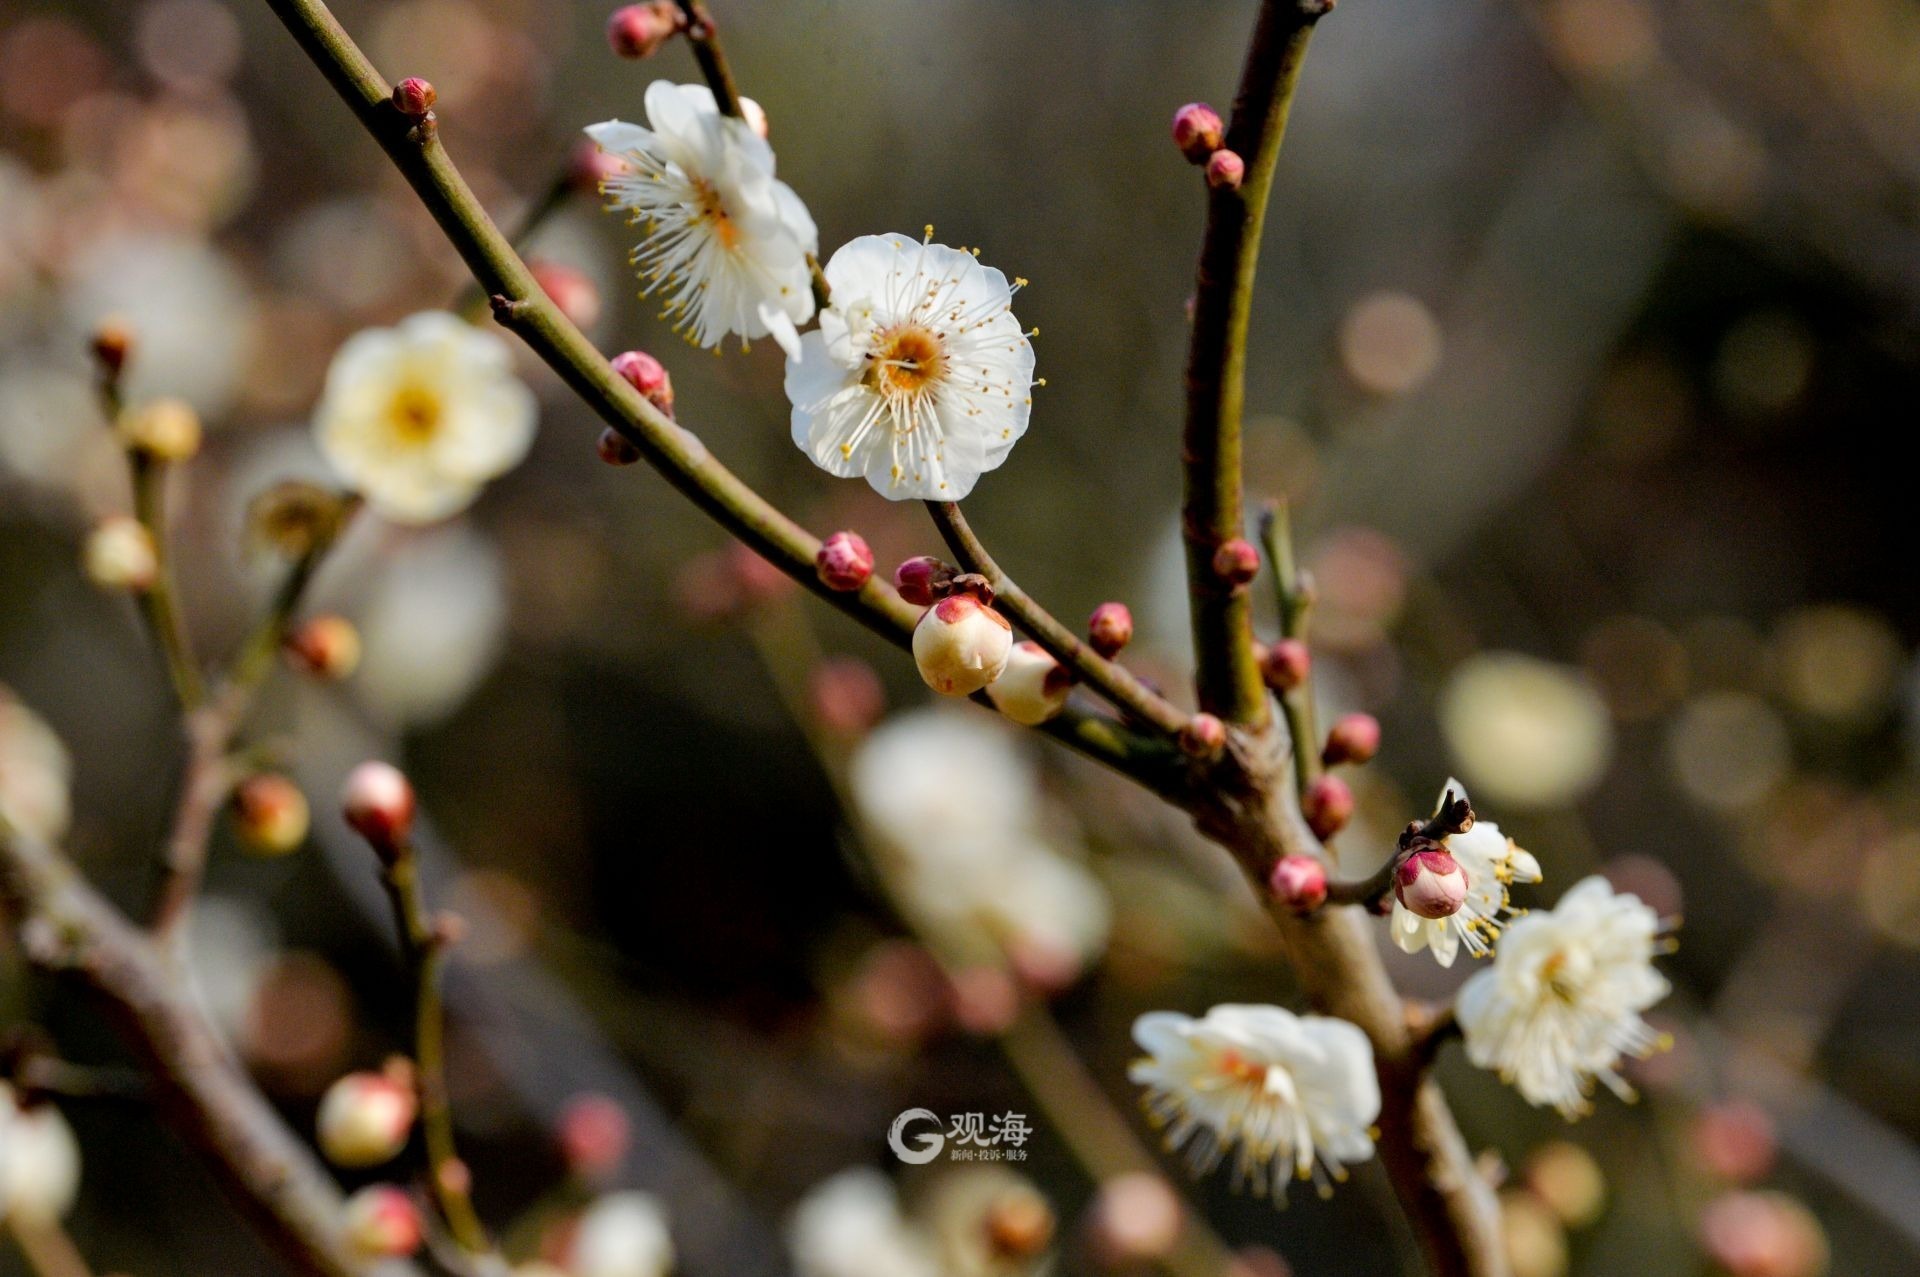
xmin=232 ymin=774 xmax=310 ymax=857
xmin=341 ymin=761 xmax=415 ymax=858
xmin=1262 ymin=637 xmax=1310 ymax=691
xmin=1205 ymin=148 xmax=1246 ymax=191
xmin=1088 ymin=601 xmax=1134 ymax=658
xmin=894 ymin=555 xmax=957 ymax=607
xmin=82 ymin=516 xmax=157 ymax=592
xmin=317 ymin=1071 xmax=417 ymax=1168
xmin=913 ymin=593 xmax=1012 ymax=696
xmin=987 ymin=641 xmax=1072 ymax=725
xmin=1269 ymin=854 xmax=1328 ymax=913
xmin=1171 ymin=103 xmax=1224 ymax=163
xmin=285 ymin=614 xmax=361 ymax=680
xmin=1212 ymin=537 xmax=1260 ymax=586
xmin=117 ymin=397 xmax=201 ymax=462
xmin=610 ymin=349 xmax=674 ymax=416
xmin=815 ymin=531 xmax=874 ymax=592
xmin=391 ymin=77 xmax=436 ymax=118
xmin=1179 ymin=712 xmax=1228 ymax=759
xmin=606 ymin=2 xmax=682 ymax=58
xmin=1395 ymin=845 xmax=1468 ymax=919
xmin=1301 ymin=773 xmax=1354 ymax=840
xmin=1322 ymin=712 xmax=1381 ymax=766
xmin=342 ymin=1185 xmax=423 ymax=1258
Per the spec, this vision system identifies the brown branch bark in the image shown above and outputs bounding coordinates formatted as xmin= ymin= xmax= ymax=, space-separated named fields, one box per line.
xmin=0 ymin=825 xmax=414 ymax=1277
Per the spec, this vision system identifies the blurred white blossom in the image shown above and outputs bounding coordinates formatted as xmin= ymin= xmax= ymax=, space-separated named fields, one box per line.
xmin=0 ymin=685 xmax=70 ymax=843
xmin=788 ymin=1168 xmax=941 ymax=1277
xmin=1439 ymin=652 xmax=1613 ymax=808
xmin=352 ymin=524 xmax=508 ymax=728
xmin=0 ymin=1083 xmax=82 ymax=1225
xmin=314 ymin=312 xmax=536 ymax=523
xmin=567 ymin=1191 xmax=675 ymax=1277
xmin=588 ymin=82 xmax=816 ymax=356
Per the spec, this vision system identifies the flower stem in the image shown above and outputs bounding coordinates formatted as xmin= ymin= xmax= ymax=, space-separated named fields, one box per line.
xmin=1259 ymin=498 xmax=1321 ymax=799
xmin=1180 ymin=1 xmax=1328 ymax=726
xmin=926 ymin=501 xmax=1189 ymax=738
xmin=129 ymin=452 xmax=206 ymax=710
xmin=672 ymin=1 xmax=743 ymax=118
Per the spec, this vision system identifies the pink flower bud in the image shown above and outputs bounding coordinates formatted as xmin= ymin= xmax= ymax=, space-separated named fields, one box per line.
xmin=597 ymin=428 xmax=642 ymax=466
xmin=285 ymin=614 xmax=361 ymax=680
xmin=530 ymin=260 xmax=602 ymax=332
xmin=893 ymin=555 xmax=956 ymax=607
xmin=913 ymin=594 xmax=1013 ymax=696
xmin=987 ymin=641 xmax=1072 ymax=725
xmin=90 ymin=319 xmax=133 ymax=376
xmin=610 ymin=349 xmax=674 ymax=417
xmin=1262 ymin=637 xmax=1311 ymax=691
xmin=340 ymin=761 xmax=415 ymax=856
xmin=949 ymin=965 xmax=1019 ymax=1036
xmin=569 ymin=138 xmax=630 ymax=193
xmin=1322 ymin=712 xmax=1381 ymax=766
xmin=1212 ymin=537 xmax=1260 ymax=586
xmin=1269 ymin=854 xmax=1328 ymax=913
xmin=1171 ymin=102 xmax=1224 ymax=163
xmin=557 ymin=1093 xmax=630 ymax=1180
xmin=317 ymin=1071 xmax=417 ymax=1168
xmin=82 ymin=516 xmax=157 ymax=592
xmin=1698 ymin=1191 xmax=1828 ymax=1277
xmin=815 ymin=531 xmax=874 ymax=592
xmin=808 ymin=657 xmax=885 ymax=736
xmin=1204 ymin=148 xmax=1246 ymax=190
xmin=1691 ymin=1101 xmax=1777 ymax=1184
xmin=1088 ymin=1172 xmax=1184 ymax=1264
xmin=1395 ymin=847 xmax=1468 ymax=919
xmin=391 ymin=77 xmax=436 ymax=118
xmin=1179 ymin=712 xmax=1228 ymax=759
xmin=232 ymin=774 xmax=310 ymax=858
xmin=342 ymin=1185 xmax=422 ymax=1258
xmin=1087 ymin=601 xmax=1134 ymax=658
xmin=606 ymin=3 xmax=680 ymax=59
xmin=1301 ymin=773 xmax=1354 ymax=840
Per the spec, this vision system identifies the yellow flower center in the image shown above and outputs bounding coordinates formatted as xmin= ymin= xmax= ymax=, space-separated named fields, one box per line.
xmin=1214 ymin=1048 xmax=1267 ymax=1087
xmin=387 ymin=385 xmax=443 ymax=445
xmin=693 ymin=178 xmax=740 ymax=250
xmin=868 ymin=325 xmax=945 ymax=398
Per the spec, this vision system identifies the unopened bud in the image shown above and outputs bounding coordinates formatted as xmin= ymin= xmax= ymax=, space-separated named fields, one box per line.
xmin=391 ymin=77 xmax=436 ymax=118
xmin=1171 ymin=102 xmax=1224 ymax=163
xmin=342 ymin=1185 xmax=423 ymax=1258
xmin=913 ymin=593 xmax=1012 ymax=696
xmin=83 ymin=516 xmax=157 ymax=592
xmin=815 ymin=531 xmax=874 ymax=592
xmin=987 ymin=640 xmax=1072 ymax=725
xmin=1262 ymin=637 xmax=1311 ymax=691
xmin=285 ymin=615 xmax=361 ymax=680
xmin=117 ymin=397 xmax=201 ymax=462
xmin=317 ymin=1071 xmax=417 ymax=1168
xmin=569 ymin=138 xmax=631 ymax=193
xmin=606 ymin=2 xmax=681 ymax=59
xmin=597 ymin=428 xmax=640 ymax=466
xmin=1269 ymin=855 xmax=1328 ymax=913
xmin=1088 ymin=1172 xmax=1183 ymax=1264
xmin=340 ymin=761 xmax=415 ymax=856
xmin=232 ymin=774 xmax=310 ymax=857
xmin=894 ymin=555 xmax=957 ymax=607
xmin=1179 ymin=712 xmax=1228 ymax=759
xmin=1087 ymin=601 xmax=1134 ymax=658
xmin=984 ymin=1187 xmax=1055 ymax=1260
xmin=1204 ymin=148 xmax=1245 ymax=191
xmin=90 ymin=319 xmax=133 ymax=376
xmin=1301 ymin=773 xmax=1354 ymax=840
xmin=809 ymin=657 xmax=885 ymax=736
xmin=610 ymin=349 xmax=674 ymax=416
xmin=1691 ymin=1101 xmax=1777 ymax=1184
xmin=1322 ymin=712 xmax=1380 ymax=766
xmin=1212 ymin=537 xmax=1260 ymax=586
xmin=1396 ymin=847 xmax=1468 ymax=919
xmin=557 ymin=1094 xmax=631 ymax=1181
xmin=530 ymin=260 xmax=602 ymax=331
xmin=1697 ymin=1191 xmax=1828 ymax=1277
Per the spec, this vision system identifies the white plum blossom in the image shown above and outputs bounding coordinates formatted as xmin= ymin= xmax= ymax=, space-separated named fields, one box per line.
xmin=587 ymin=82 xmax=816 ymax=357
xmin=315 ymin=312 xmax=536 ymax=523
xmin=788 ymin=1168 xmax=942 ymax=1277
xmin=1129 ymin=1004 xmax=1380 ymax=1199
xmin=0 ymin=1083 xmax=82 ymax=1225
xmin=1456 ymin=875 xmax=1672 ymax=1119
xmin=0 ymin=686 xmax=71 ymax=843
xmin=787 ymin=232 xmax=1035 ymax=500
xmin=568 ymin=1191 xmax=676 ymax=1277
xmin=1392 ymin=780 xmax=1542 ymax=967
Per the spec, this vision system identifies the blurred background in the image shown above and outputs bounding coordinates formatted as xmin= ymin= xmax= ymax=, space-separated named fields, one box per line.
xmin=4 ymin=1 xmax=1920 ymax=1274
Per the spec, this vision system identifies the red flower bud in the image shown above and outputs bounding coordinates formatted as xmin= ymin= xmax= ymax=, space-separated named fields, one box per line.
xmin=1262 ymin=638 xmax=1311 ymax=691
xmin=1087 ymin=601 xmax=1134 ymax=658
xmin=1204 ymin=148 xmax=1246 ymax=191
xmin=1171 ymin=102 xmax=1224 ymax=163
xmin=341 ymin=761 xmax=415 ymax=857
xmin=1395 ymin=847 xmax=1468 ymax=919
xmin=1212 ymin=537 xmax=1260 ymax=586
xmin=1301 ymin=773 xmax=1354 ymax=840
xmin=529 ymin=260 xmax=602 ymax=332
xmin=610 ymin=349 xmax=674 ymax=417
xmin=557 ymin=1093 xmax=630 ymax=1181
xmin=342 ymin=1184 xmax=422 ymax=1257
xmin=597 ymin=428 xmax=642 ymax=466
xmin=606 ymin=3 xmax=681 ymax=59
xmin=893 ymin=555 xmax=956 ymax=607
xmin=1322 ymin=712 xmax=1381 ymax=766
xmin=285 ymin=614 xmax=361 ymax=680
xmin=391 ymin=77 xmax=436 ymax=118
xmin=1269 ymin=854 xmax=1328 ymax=913
xmin=815 ymin=531 xmax=874 ymax=592
xmin=1178 ymin=712 xmax=1228 ymax=759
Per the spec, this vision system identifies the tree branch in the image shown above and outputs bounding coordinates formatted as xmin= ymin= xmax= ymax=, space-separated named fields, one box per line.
xmin=129 ymin=453 xmax=206 ymax=710
xmin=1180 ymin=1 xmax=1328 ymax=725
xmin=0 ymin=824 xmax=414 ymax=1277
xmin=672 ymin=1 xmax=743 ymax=118
xmin=1258 ymin=499 xmax=1321 ymax=797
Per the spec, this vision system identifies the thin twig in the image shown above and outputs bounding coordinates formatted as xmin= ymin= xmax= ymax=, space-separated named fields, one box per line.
xmin=672 ymin=0 xmax=743 ymax=118
xmin=129 ymin=453 xmax=206 ymax=709
xmin=926 ymin=501 xmax=1188 ymax=737
xmin=1180 ymin=0 xmax=1329 ymax=726
xmin=1259 ymin=499 xmax=1321 ymax=797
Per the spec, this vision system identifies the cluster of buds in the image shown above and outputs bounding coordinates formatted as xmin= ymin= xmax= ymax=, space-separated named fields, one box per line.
xmin=1391 ymin=788 xmax=1475 ymax=919
xmin=1171 ymin=102 xmax=1245 ymax=191
xmin=231 ymin=774 xmax=310 ymax=858
xmin=606 ymin=2 xmax=687 ymax=59
xmin=285 ymin=615 xmax=361 ymax=680
xmin=601 ymin=349 xmax=675 ymax=464
xmin=317 ymin=1066 xmax=417 ymax=1168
